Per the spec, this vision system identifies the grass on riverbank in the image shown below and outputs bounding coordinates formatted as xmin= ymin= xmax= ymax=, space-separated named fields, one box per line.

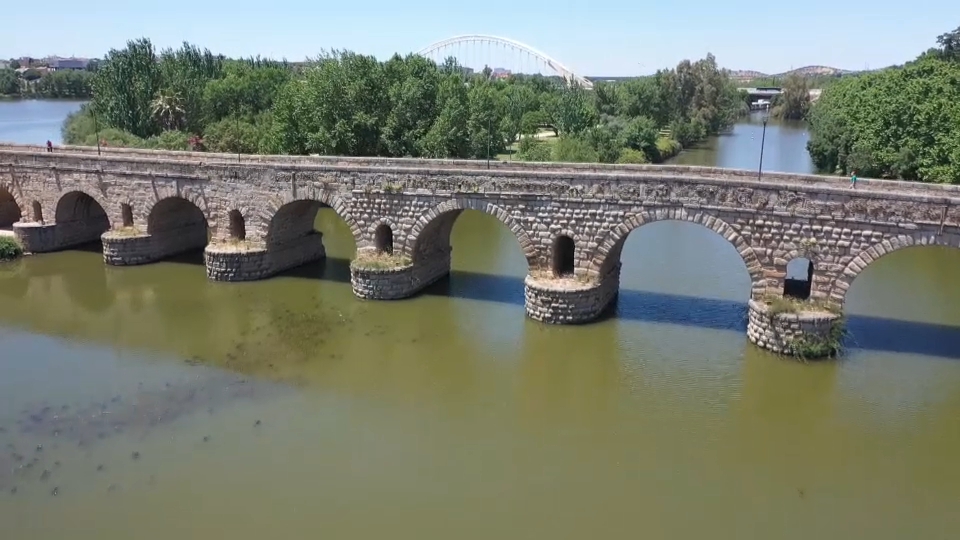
xmin=0 ymin=236 xmax=24 ymax=261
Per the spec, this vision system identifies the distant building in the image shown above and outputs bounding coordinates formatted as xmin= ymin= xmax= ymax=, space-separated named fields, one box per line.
xmin=492 ymin=67 xmax=511 ymax=80
xmin=48 ymin=57 xmax=89 ymax=71
xmin=0 ymin=61 xmax=9 ymax=70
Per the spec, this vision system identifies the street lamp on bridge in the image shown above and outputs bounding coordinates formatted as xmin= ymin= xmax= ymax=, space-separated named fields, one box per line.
xmin=757 ymin=110 xmax=769 ymax=181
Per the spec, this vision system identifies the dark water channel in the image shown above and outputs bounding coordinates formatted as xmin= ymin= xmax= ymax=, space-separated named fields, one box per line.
xmin=1 ymin=102 xmax=959 ymax=539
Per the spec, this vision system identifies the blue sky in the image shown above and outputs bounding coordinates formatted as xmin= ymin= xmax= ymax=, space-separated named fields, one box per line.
xmin=3 ymin=0 xmax=954 ymax=75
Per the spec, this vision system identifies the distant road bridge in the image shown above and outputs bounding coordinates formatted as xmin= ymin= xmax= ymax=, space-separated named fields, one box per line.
xmin=415 ymin=34 xmax=593 ymax=89
xmin=739 ymin=87 xmax=824 ymax=103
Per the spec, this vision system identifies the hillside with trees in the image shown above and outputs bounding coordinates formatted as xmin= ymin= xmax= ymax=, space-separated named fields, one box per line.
xmin=805 ymin=27 xmax=960 ymax=183
xmin=63 ymin=38 xmax=747 ymax=164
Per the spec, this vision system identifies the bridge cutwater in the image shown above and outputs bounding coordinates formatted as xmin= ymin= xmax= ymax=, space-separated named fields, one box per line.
xmin=2 ymin=144 xmax=958 ymax=357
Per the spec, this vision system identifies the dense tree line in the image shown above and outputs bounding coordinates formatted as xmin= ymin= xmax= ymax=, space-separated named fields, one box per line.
xmin=0 ymin=68 xmax=93 ymax=98
xmin=64 ymin=38 xmax=747 ymax=163
xmin=806 ymin=26 xmax=960 ymax=183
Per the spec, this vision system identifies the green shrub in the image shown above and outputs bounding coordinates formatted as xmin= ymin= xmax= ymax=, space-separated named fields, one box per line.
xmin=0 ymin=237 xmax=23 ymax=261
xmin=654 ymin=137 xmax=682 ymax=162
xmin=516 ymin=138 xmax=552 ymax=162
xmin=552 ymin=136 xmax=598 ymax=163
xmin=143 ymin=130 xmax=192 ymax=151
xmin=616 ymin=148 xmax=649 ymax=164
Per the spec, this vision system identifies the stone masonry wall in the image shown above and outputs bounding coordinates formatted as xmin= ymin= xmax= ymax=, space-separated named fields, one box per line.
xmin=746 ymin=299 xmax=842 ymax=357
xmin=351 ymin=249 xmax=452 ymax=300
xmin=204 ymin=246 xmax=272 ymax=282
xmin=524 ymin=263 xmax=621 ymax=324
xmin=102 ymin=233 xmax=155 ymax=266
xmin=1 ymin=146 xmax=958 ymax=311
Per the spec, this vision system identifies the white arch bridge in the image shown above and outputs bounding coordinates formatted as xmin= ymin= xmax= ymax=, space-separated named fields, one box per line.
xmin=415 ymin=35 xmax=593 ymax=89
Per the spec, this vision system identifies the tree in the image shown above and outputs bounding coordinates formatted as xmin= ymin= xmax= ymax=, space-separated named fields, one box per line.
xmin=0 ymin=69 xmax=19 ymax=95
xmin=772 ymin=73 xmax=810 ymax=120
xmin=92 ymin=38 xmax=163 ymax=138
xmin=807 ymin=51 xmax=960 ymax=182
xmin=550 ymin=84 xmax=597 ymax=136
xmin=9 ymin=59 xmax=20 ymax=70
xmin=467 ymin=79 xmax=505 ymax=159
xmin=500 ymin=83 xmax=538 ymax=144
xmin=421 ymin=71 xmax=471 ymax=158
xmin=937 ymin=25 xmax=960 ymax=60
xmin=151 ymin=91 xmax=186 ymax=131
xmin=380 ymin=54 xmax=440 ymax=157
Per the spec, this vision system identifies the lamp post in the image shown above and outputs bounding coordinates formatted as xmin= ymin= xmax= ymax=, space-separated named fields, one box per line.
xmin=757 ymin=110 xmax=769 ymax=181
xmin=92 ymin=103 xmax=102 ymax=157
xmin=486 ymin=114 xmax=492 ymax=169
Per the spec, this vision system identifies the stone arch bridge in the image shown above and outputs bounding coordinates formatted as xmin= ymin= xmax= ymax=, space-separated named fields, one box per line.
xmin=2 ymin=144 xmax=958 ymax=356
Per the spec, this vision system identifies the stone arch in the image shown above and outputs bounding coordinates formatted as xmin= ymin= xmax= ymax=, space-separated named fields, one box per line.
xmin=828 ymin=232 xmax=959 ymax=308
xmin=588 ymin=208 xmax=764 ymax=296
xmin=406 ymin=199 xmax=538 ymax=268
xmin=0 ymin=185 xmax=24 ymax=228
xmin=146 ymin=196 xmax=210 ymax=257
xmin=260 ymin=190 xmax=360 ymax=247
xmin=142 ymin=185 xmax=210 ymax=228
xmin=50 ymin=190 xmax=110 ymax=249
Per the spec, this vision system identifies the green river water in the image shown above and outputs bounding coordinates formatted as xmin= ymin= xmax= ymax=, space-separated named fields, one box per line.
xmin=0 ymin=102 xmax=959 ymax=539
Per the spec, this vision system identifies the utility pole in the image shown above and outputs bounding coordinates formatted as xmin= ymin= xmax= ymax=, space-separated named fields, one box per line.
xmin=235 ymin=103 xmax=241 ymax=163
xmin=92 ymin=103 xmax=102 ymax=156
xmin=757 ymin=115 xmax=768 ymax=181
xmin=486 ymin=115 xmax=492 ymax=169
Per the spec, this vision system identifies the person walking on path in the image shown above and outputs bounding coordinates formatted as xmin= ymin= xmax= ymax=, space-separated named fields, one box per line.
xmin=850 ymin=170 xmax=858 ymax=189
xmin=46 ymin=140 xmax=53 ymax=152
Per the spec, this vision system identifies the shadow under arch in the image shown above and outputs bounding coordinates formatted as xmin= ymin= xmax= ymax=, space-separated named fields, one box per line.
xmin=265 ymin=200 xmax=358 ymax=279
xmin=0 ymin=185 xmax=23 ymax=228
xmin=588 ymin=209 xmax=763 ymax=294
xmin=406 ymin=199 xmax=538 ymax=268
xmin=145 ymin=196 xmax=210 ymax=264
xmin=55 ymin=190 xmax=110 ymax=249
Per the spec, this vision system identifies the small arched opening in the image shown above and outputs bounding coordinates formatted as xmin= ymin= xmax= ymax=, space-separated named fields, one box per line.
xmin=228 ymin=210 xmax=246 ymax=241
xmin=551 ymin=235 xmax=576 ymax=277
xmin=784 ymin=257 xmax=814 ymax=300
xmin=0 ymin=187 xmax=22 ymax=228
xmin=374 ymin=224 xmax=393 ymax=254
xmin=121 ymin=204 xmax=134 ymax=227
xmin=31 ymin=201 xmax=43 ymax=223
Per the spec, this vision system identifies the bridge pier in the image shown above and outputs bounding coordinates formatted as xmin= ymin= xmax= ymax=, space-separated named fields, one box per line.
xmin=524 ymin=263 xmax=621 ymax=324
xmin=350 ymin=246 xmax=451 ymax=300
xmin=14 ymin=219 xmax=108 ymax=253
xmin=204 ymin=233 xmax=326 ymax=281
xmin=745 ymin=299 xmax=843 ymax=358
